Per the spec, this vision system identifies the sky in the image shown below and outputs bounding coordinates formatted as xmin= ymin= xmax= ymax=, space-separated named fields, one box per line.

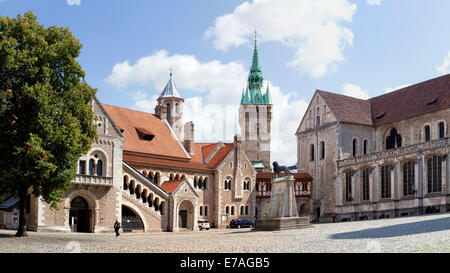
xmin=1 ymin=0 xmax=450 ymax=166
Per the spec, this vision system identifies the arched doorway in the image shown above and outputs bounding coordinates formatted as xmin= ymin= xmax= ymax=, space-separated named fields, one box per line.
xmin=178 ymin=200 xmax=195 ymax=230
xmin=69 ymin=197 xmax=90 ymax=232
xmin=121 ymin=205 xmax=144 ymax=232
xmin=299 ymin=203 xmax=309 ymax=217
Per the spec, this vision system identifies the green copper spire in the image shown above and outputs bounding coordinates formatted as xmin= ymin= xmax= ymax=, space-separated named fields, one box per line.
xmin=240 ymin=29 xmax=272 ymax=105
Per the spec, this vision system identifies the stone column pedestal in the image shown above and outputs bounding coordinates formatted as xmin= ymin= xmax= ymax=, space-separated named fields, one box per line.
xmin=254 ymin=175 xmax=311 ymax=231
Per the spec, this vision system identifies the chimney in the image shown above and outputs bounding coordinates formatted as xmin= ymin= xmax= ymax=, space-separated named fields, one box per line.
xmin=234 ymin=134 xmax=242 ymax=168
xmin=184 ymin=121 xmax=194 ymax=154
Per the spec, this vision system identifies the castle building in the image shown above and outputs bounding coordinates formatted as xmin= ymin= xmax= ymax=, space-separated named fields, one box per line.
xmin=296 ymin=74 xmax=450 ymax=222
xmin=18 ymin=46 xmax=267 ymax=233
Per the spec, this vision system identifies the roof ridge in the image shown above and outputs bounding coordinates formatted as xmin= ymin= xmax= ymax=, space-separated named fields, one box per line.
xmin=102 ymin=103 xmax=157 ymax=117
xmin=368 ymin=74 xmax=450 ymax=101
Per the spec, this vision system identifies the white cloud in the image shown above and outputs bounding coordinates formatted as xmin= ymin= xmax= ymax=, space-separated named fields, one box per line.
xmin=384 ymin=83 xmax=410 ymax=93
xmin=341 ymin=83 xmax=370 ymax=99
xmin=204 ymin=0 xmax=357 ymax=78
xmin=66 ymin=0 xmax=81 ymax=6
xmin=436 ymin=51 xmax=450 ymax=75
xmin=107 ymin=50 xmax=307 ymax=165
xmin=366 ymin=0 xmax=381 ymax=6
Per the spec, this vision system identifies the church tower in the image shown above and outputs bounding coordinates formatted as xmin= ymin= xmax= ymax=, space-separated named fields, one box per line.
xmin=239 ymin=31 xmax=272 ymax=172
xmin=155 ymin=71 xmax=184 ymax=140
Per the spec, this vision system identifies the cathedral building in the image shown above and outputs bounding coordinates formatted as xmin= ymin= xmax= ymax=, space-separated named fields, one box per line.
xmin=296 ymin=74 xmax=450 ymax=222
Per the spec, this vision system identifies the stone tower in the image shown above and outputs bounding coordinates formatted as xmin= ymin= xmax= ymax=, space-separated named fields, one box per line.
xmin=239 ymin=32 xmax=272 ymax=172
xmin=155 ymin=71 xmax=184 ymax=140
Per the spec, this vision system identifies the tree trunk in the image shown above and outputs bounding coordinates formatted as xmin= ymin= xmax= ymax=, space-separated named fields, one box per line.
xmin=15 ymin=190 xmax=28 ymax=237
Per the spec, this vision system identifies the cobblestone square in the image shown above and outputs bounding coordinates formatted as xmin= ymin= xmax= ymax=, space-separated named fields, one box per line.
xmin=1 ymin=213 xmax=450 ymax=253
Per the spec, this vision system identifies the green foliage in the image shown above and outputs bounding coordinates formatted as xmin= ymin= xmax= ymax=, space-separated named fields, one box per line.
xmin=0 ymin=12 xmax=97 ymax=209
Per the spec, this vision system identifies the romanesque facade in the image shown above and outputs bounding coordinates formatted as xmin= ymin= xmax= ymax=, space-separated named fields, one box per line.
xmin=296 ymin=74 xmax=450 ymax=222
xmin=18 ymin=42 xmax=274 ymax=233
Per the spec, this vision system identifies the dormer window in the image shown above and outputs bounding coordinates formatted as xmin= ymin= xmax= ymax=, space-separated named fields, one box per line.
xmin=136 ymin=127 xmax=155 ymax=141
xmin=427 ymin=97 xmax=439 ymax=106
xmin=375 ymin=112 xmax=386 ymax=119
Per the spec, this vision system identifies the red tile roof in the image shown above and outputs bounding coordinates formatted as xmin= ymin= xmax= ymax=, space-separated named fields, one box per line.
xmin=316 ymin=74 xmax=450 ymax=126
xmin=123 ymin=142 xmax=235 ymax=171
xmin=160 ymin=180 xmax=184 ymax=194
xmin=102 ymin=104 xmax=189 ymax=159
xmin=256 ymin=172 xmax=313 ymax=182
xmin=205 ymin=143 xmax=234 ymax=169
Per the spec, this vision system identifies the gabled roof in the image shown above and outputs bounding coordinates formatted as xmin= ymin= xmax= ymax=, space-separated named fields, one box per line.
xmin=317 ymin=90 xmax=373 ymax=125
xmin=303 ymin=74 xmax=450 ymax=128
xmin=205 ymin=143 xmax=234 ymax=169
xmin=122 ymin=141 xmax=235 ymax=171
xmin=102 ymin=104 xmax=189 ymax=159
xmin=160 ymin=180 xmax=184 ymax=194
xmin=369 ymin=74 xmax=450 ymax=125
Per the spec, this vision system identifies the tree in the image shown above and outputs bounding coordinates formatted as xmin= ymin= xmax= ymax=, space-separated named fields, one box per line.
xmin=0 ymin=12 xmax=97 ymax=237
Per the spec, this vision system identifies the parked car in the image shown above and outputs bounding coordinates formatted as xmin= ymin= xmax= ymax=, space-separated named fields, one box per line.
xmin=198 ymin=219 xmax=210 ymax=230
xmin=229 ymin=219 xmax=254 ymax=228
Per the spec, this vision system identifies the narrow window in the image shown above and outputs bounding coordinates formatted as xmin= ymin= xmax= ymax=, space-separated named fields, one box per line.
xmin=204 ymin=206 xmax=208 ymax=216
xmin=316 ymin=116 xmax=320 ymax=126
xmin=352 ymin=139 xmax=358 ymax=157
xmin=245 ymin=206 xmax=249 ymax=215
xmin=439 ymin=122 xmax=445 ymax=139
xmin=427 ymin=156 xmax=442 ymax=193
xmin=320 ymin=141 xmax=325 ymax=160
xmin=199 ymin=206 xmax=203 ymax=216
xmin=424 ymin=125 xmax=431 ymax=141
xmin=240 ymin=206 xmax=244 ymax=215
xmin=381 ymin=165 xmax=391 ymax=199
xmin=362 ymin=168 xmax=370 ymax=201
xmin=231 ymin=206 xmax=235 ymax=216
xmin=403 ymin=161 xmax=415 ymax=196
xmin=96 ymin=160 xmax=103 ymax=176
xmin=89 ymin=159 xmax=95 ymax=175
xmin=310 ymin=144 xmax=315 ymax=162
xmin=363 ymin=140 xmax=368 ymax=155
xmin=79 ymin=160 xmax=86 ymax=175
xmin=345 ymin=171 xmax=352 ymax=202
xmin=386 ymin=128 xmax=401 ymax=149
xmin=225 ymin=206 xmax=229 ymax=214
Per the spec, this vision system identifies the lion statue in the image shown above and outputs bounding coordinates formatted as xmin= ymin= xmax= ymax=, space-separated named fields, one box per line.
xmin=272 ymin=161 xmax=293 ymax=177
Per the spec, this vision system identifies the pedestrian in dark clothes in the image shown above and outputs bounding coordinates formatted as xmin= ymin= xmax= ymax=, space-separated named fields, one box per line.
xmin=114 ymin=219 xmax=121 ymax=237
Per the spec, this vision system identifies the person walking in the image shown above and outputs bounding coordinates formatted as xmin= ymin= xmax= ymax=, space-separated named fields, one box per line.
xmin=332 ymin=213 xmax=337 ymax=223
xmin=114 ymin=219 xmax=121 ymax=237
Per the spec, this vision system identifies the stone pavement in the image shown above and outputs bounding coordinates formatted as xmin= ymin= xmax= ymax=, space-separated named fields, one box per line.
xmin=1 ymin=213 xmax=450 ymax=253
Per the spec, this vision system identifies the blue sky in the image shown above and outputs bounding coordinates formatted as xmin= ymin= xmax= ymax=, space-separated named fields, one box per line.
xmin=1 ymin=0 xmax=450 ymax=165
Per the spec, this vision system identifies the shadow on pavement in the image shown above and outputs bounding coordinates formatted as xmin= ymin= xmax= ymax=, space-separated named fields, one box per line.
xmin=330 ymin=215 xmax=450 ymax=239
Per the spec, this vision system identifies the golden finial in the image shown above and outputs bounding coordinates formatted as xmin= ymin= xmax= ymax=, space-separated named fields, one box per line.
xmin=254 ymin=28 xmax=257 ymax=48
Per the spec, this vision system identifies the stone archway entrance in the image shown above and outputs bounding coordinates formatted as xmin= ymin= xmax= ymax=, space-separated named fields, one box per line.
xmin=178 ymin=200 xmax=195 ymax=230
xmin=121 ymin=205 xmax=144 ymax=232
xmin=69 ymin=197 xmax=90 ymax=232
